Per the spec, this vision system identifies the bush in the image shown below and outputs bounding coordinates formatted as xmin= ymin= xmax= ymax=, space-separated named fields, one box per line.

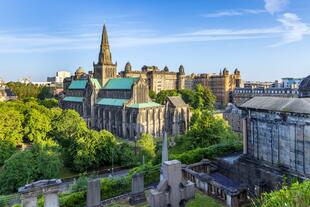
xmin=170 ymin=141 xmax=242 ymax=164
xmin=259 ymin=181 xmax=310 ymax=207
xmin=59 ymin=192 xmax=86 ymax=207
xmin=101 ymin=176 xmax=131 ymax=200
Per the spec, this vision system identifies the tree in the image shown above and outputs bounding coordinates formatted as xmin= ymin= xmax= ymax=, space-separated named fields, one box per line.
xmin=0 ymin=143 xmax=63 ymax=194
xmin=193 ymin=84 xmax=216 ymax=110
xmin=0 ymin=151 xmax=35 ymax=194
xmin=187 ymin=109 xmax=234 ymax=148
xmin=138 ymin=133 xmax=156 ymax=160
xmin=38 ymin=86 xmax=53 ymax=100
xmin=149 ymin=90 xmax=157 ymax=100
xmin=155 ymin=90 xmax=179 ymax=104
xmin=23 ymin=108 xmax=51 ymax=143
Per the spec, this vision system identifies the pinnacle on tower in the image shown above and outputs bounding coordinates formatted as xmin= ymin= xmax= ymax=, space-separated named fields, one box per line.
xmin=101 ymin=24 xmax=109 ymax=46
xmin=98 ymin=24 xmax=112 ymax=65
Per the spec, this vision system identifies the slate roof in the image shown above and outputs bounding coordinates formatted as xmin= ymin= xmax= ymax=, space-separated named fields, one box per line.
xmin=68 ymin=80 xmax=88 ymax=89
xmin=97 ymin=98 xmax=129 ymax=106
xmin=63 ymin=96 xmax=83 ymax=102
xmin=299 ymin=75 xmax=310 ymax=92
xmin=128 ymin=102 xmax=162 ymax=108
xmin=167 ymin=96 xmax=187 ymax=107
xmin=103 ymin=78 xmax=138 ymax=90
xmin=240 ymin=97 xmax=310 ymax=114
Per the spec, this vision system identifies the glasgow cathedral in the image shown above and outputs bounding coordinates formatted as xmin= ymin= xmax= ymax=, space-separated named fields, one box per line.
xmin=60 ymin=25 xmax=191 ymax=140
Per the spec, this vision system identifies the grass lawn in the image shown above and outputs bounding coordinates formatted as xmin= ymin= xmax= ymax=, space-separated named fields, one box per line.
xmin=186 ymin=191 xmax=224 ymax=207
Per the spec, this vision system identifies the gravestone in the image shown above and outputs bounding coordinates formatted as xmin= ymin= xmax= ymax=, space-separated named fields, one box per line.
xmin=87 ymin=179 xmax=101 ymax=207
xmin=129 ymin=173 xmax=146 ymax=205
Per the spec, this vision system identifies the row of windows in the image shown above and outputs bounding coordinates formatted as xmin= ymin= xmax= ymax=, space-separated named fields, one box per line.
xmin=234 ymin=89 xmax=298 ymax=94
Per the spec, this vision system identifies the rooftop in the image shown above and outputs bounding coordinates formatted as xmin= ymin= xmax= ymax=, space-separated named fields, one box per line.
xmin=240 ymin=97 xmax=310 ymax=114
xmin=96 ymin=98 xmax=128 ymax=106
xmin=103 ymin=78 xmax=138 ymax=90
xmin=68 ymin=79 xmax=88 ymax=90
xmin=167 ymin=96 xmax=187 ymax=107
xmin=63 ymin=96 xmax=83 ymax=102
xmin=128 ymin=102 xmax=162 ymax=108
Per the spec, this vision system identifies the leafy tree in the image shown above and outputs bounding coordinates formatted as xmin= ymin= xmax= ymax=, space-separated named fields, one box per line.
xmin=193 ymin=84 xmax=216 ymax=110
xmin=6 ymin=82 xmax=42 ymax=99
xmin=0 ymin=140 xmax=17 ymax=165
xmin=38 ymin=86 xmax=53 ymax=100
xmin=149 ymin=90 xmax=157 ymax=100
xmin=138 ymin=133 xmax=156 ymax=159
xmin=0 ymin=143 xmax=63 ymax=194
xmin=187 ymin=109 xmax=237 ymax=148
xmin=0 ymin=151 xmax=36 ymax=193
xmin=155 ymin=90 xmax=179 ymax=104
xmin=23 ymin=108 xmax=51 ymax=143
xmin=39 ymin=98 xmax=59 ymax=108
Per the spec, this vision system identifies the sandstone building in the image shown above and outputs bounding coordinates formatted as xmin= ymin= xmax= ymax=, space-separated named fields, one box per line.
xmin=120 ymin=64 xmax=186 ymax=94
xmin=60 ymin=25 xmax=190 ymax=139
xmin=186 ymin=69 xmax=241 ymax=108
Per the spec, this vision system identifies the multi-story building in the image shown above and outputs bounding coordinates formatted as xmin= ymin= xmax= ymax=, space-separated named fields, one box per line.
xmin=239 ymin=77 xmax=310 ymax=179
xmin=120 ymin=63 xmax=185 ymax=94
xmin=47 ymin=71 xmax=71 ymax=84
xmin=0 ymin=81 xmax=17 ymax=102
xmin=281 ymin=77 xmax=303 ymax=89
xmin=186 ymin=69 xmax=241 ymax=108
xmin=60 ymin=25 xmax=190 ymax=139
xmin=232 ymin=87 xmax=299 ymax=106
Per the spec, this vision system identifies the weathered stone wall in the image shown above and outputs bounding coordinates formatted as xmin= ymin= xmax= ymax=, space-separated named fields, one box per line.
xmin=245 ymin=110 xmax=310 ymax=178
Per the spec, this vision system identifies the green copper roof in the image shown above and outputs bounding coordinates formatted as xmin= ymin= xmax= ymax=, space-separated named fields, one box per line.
xmin=91 ymin=78 xmax=101 ymax=89
xmin=63 ymin=96 xmax=83 ymax=102
xmin=68 ymin=80 xmax=88 ymax=89
xmin=103 ymin=78 xmax=138 ymax=90
xmin=128 ymin=102 xmax=162 ymax=108
xmin=97 ymin=98 xmax=129 ymax=106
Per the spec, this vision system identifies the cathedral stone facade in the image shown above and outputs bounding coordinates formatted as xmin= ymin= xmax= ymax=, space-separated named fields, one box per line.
xmin=60 ymin=25 xmax=190 ymax=139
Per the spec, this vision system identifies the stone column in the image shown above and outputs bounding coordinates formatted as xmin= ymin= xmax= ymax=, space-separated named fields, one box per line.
xmin=44 ymin=191 xmax=59 ymax=207
xmin=242 ymin=118 xmax=248 ymax=154
xmin=87 ymin=179 xmax=101 ymax=207
xmin=21 ymin=193 xmax=37 ymax=207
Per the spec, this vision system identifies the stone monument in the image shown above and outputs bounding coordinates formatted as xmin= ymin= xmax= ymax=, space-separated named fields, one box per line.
xmin=18 ymin=179 xmax=62 ymax=207
xmin=129 ymin=173 xmax=146 ymax=205
xmin=86 ymin=179 xmax=101 ymax=207
xmin=149 ymin=160 xmax=195 ymax=207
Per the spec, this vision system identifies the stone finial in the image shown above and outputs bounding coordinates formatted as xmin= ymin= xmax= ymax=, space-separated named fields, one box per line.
xmin=179 ymin=65 xmax=185 ymax=75
xmin=125 ymin=62 xmax=132 ymax=72
xmin=163 ymin=66 xmax=169 ymax=72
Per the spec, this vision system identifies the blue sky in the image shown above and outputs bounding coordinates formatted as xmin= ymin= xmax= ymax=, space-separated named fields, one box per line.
xmin=0 ymin=0 xmax=309 ymax=82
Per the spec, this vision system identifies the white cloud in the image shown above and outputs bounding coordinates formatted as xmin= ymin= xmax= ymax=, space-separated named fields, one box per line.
xmin=203 ymin=9 xmax=266 ymax=17
xmin=271 ymin=13 xmax=310 ymax=47
xmin=264 ymin=0 xmax=289 ymax=14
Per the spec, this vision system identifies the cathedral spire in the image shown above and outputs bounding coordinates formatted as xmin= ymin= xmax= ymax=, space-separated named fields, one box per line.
xmin=101 ymin=24 xmax=109 ymax=46
xmin=98 ymin=24 xmax=112 ymax=65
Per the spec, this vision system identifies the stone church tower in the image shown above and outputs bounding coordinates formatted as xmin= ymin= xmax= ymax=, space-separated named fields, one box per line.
xmin=93 ymin=25 xmax=117 ymax=86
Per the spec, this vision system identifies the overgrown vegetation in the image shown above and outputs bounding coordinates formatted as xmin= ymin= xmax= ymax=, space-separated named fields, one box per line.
xmin=0 ymin=100 xmax=139 ymax=194
xmin=256 ymin=181 xmax=310 ymax=207
xmin=6 ymin=82 xmax=53 ymax=100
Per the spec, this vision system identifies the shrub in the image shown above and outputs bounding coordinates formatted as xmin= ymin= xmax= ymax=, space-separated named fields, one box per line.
xmin=170 ymin=141 xmax=242 ymax=164
xmin=259 ymin=181 xmax=310 ymax=207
